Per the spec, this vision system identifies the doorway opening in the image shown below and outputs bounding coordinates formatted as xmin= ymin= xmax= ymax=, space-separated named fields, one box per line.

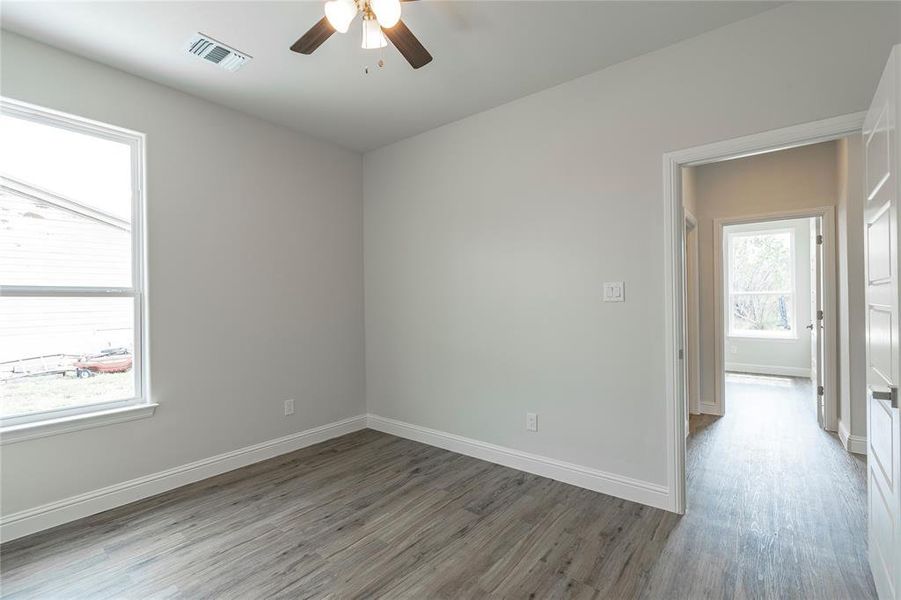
xmin=718 ymin=215 xmax=829 ymax=427
xmin=664 ymin=112 xmax=867 ymax=514
xmin=668 ymin=131 xmax=874 ymax=595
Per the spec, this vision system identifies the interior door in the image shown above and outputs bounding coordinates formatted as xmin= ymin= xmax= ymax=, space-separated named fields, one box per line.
xmin=865 ymin=45 xmax=901 ymax=600
xmin=813 ymin=218 xmax=825 ymax=428
xmin=685 ymin=219 xmax=700 ymax=418
xmin=681 ymin=215 xmax=690 ymax=438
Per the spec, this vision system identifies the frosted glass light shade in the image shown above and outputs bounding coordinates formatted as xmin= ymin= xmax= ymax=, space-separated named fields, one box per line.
xmin=370 ymin=0 xmax=401 ymax=28
xmin=361 ymin=18 xmax=387 ymax=49
xmin=325 ymin=0 xmax=357 ymax=33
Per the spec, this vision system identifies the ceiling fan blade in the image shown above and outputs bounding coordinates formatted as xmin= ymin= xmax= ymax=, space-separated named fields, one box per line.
xmin=382 ymin=19 xmax=432 ymax=69
xmin=290 ymin=17 xmax=336 ymax=54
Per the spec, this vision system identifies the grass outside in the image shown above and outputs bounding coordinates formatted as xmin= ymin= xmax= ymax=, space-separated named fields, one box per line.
xmin=0 ymin=371 xmax=134 ymax=417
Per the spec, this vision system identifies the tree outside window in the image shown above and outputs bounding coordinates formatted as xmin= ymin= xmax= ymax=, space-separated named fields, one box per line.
xmin=728 ymin=229 xmax=795 ymax=338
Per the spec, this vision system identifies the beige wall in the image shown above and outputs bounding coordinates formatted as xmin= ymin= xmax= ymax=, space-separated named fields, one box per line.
xmin=684 ymin=141 xmax=839 ymax=411
xmin=836 ymin=134 xmax=867 ymax=442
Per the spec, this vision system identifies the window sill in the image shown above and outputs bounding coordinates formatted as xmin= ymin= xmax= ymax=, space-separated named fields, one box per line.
xmin=0 ymin=402 xmax=158 ymax=445
xmin=728 ymin=333 xmax=798 ymax=341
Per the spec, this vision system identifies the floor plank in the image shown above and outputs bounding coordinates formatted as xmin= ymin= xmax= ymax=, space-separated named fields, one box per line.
xmin=0 ymin=374 xmax=874 ymax=599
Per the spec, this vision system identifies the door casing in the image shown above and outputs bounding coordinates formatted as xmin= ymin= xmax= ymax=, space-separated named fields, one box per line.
xmin=663 ymin=111 xmax=865 ymax=514
xmin=684 ymin=213 xmax=701 ymax=420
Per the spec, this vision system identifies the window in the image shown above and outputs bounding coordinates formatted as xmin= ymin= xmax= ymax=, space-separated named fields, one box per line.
xmin=727 ymin=228 xmax=796 ymax=339
xmin=0 ymin=98 xmax=151 ymax=440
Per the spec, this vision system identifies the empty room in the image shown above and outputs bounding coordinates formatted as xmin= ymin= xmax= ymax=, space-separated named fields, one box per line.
xmin=0 ymin=2 xmax=899 ymax=599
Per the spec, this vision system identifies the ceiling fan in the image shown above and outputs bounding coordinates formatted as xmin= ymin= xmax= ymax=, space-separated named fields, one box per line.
xmin=290 ymin=0 xmax=432 ymax=69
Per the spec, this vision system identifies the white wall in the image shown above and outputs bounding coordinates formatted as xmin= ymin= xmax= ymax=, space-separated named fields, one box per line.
xmin=363 ymin=2 xmax=899 ymax=490
xmin=2 ymin=1 xmax=894 ymax=521
xmin=723 ymin=219 xmax=813 ymax=378
xmin=0 ymin=32 xmax=365 ymax=516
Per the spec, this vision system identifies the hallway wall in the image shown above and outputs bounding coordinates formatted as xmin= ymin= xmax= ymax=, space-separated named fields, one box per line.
xmin=836 ymin=134 xmax=867 ymax=447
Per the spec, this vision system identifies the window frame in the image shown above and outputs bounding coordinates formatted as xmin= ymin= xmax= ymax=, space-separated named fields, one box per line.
xmin=0 ymin=97 xmax=153 ymax=442
xmin=726 ymin=227 xmax=798 ymax=340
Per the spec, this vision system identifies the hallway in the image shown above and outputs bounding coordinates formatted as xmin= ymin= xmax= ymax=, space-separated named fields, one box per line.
xmin=654 ymin=373 xmax=874 ymax=598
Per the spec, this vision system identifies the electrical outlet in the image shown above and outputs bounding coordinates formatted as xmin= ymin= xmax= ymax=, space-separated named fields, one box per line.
xmin=284 ymin=399 xmax=295 ymax=416
xmin=526 ymin=412 xmax=538 ymax=432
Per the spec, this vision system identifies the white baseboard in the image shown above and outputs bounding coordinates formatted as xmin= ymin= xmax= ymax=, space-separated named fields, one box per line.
xmin=0 ymin=414 xmax=367 ymax=543
xmin=2 ymin=413 xmax=676 ymax=542
xmin=366 ymin=414 xmax=672 ymax=511
xmin=838 ymin=420 xmax=867 ymax=455
xmin=699 ymin=401 xmax=722 ymax=416
xmin=725 ymin=363 xmax=811 ymax=378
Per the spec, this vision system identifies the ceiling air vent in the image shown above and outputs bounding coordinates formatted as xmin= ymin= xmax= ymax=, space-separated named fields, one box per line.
xmin=186 ymin=33 xmax=251 ymax=72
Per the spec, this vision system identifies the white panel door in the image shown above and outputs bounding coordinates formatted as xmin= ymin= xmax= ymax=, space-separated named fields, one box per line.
xmin=865 ymin=45 xmax=901 ymax=600
xmin=813 ymin=218 xmax=825 ymax=428
xmin=683 ymin=225 xmax=690 ymax=437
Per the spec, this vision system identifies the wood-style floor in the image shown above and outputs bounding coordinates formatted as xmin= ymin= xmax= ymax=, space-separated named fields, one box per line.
xmin=0 ymin=374 xmax=874 ymax=599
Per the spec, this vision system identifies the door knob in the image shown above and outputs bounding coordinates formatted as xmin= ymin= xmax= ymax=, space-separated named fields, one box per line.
xmin=806 ymin=323 xmax=814 ymax=330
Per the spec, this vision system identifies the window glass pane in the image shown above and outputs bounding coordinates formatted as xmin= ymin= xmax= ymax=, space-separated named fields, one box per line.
xmin=730 ymin=232 xmax=792 ymax=293
xmin=0 ymin=188 xmax=132 ymax=287
xmin=0 ymin=115 xmax=133 ymax=222
xmin=0 ymin=297 xmax=135 ymax=417
xmin=730 ymin=293 xmax=793 ymax=334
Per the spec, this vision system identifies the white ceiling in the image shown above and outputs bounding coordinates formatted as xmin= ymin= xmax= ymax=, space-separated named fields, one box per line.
xmin=1 ymin=1 xmax=781 ymax=151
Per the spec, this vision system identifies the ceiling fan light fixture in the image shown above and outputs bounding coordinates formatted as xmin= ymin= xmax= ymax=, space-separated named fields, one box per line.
xmin=370 ymin=0 xmax=401 ymax=28
xmin=361 ymin=18 xmax=387 ymax=49
xmin=291 ymin=0 xmax=431 ymax=69
xmin=324 ymin=0 xmax=357 ymax=33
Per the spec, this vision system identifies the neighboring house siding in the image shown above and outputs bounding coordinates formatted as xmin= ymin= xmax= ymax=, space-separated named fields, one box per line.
xmin=0 ymin=185 xmax=132 ymax=365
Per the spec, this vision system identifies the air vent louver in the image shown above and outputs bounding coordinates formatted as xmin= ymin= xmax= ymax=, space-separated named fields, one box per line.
xmin=186 ymin=33 xmax=251 ymax=72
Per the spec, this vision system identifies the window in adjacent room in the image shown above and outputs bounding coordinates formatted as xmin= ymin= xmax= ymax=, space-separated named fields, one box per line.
xmin=727 ymin=228 xmax=796 ymax=338
xmin=0 ymin=98 xmax=150 ymax=436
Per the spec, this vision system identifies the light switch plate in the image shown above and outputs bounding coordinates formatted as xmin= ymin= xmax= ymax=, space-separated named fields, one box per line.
xmin=603 ymin=281 xmax=625 ymax=302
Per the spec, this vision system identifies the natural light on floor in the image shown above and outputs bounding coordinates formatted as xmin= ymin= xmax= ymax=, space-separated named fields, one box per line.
xmin=725 ymin=372 xmax=795 ymax=387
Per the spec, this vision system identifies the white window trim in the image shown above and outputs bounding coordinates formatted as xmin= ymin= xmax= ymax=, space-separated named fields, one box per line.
xmin=726 ymin=228 xmax=798 ymax=340
xmin=0 ymin=97 xmax=154 ymax=444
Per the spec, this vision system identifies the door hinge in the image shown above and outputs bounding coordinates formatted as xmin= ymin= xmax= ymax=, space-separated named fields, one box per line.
xmin=816 ymin=234 xmax=823 ymax=245
xmin=817 ymin=309 xmax=824 ymax=321
xmin=817 ymin=385 xmax=824 ymax=396
xmin=678 ymin=349 xmax=684 ymax=360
